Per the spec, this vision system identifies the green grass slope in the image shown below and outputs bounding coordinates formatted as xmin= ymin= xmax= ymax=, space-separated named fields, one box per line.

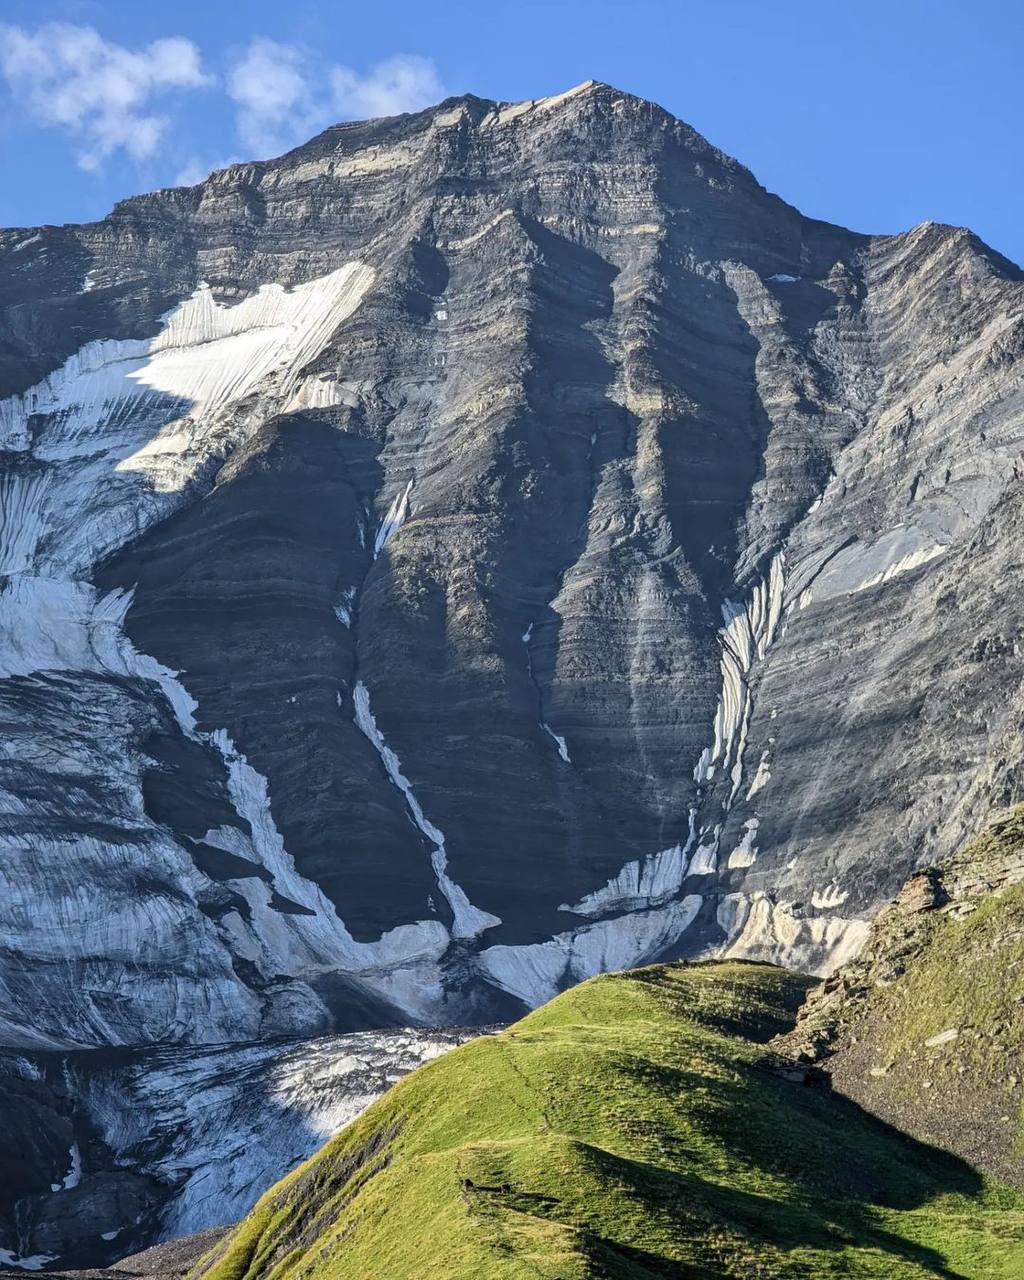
xmin=781 ymin=806 xmax=1024 ymax=1189
xmin=196 ymin=961 xmax=1024 ymax=1279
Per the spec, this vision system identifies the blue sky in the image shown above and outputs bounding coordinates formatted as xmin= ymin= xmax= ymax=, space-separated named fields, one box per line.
xmin=1 ymin=0 xmax=1021 ymax=265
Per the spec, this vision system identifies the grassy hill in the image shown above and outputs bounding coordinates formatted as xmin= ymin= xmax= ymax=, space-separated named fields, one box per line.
xmin=195 ymin=960 xmax=1024 ymax=1279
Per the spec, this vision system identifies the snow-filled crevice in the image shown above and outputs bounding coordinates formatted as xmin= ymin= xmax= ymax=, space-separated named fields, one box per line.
xmin=686 ymin=552 xmax=785 ymax=867
xmin=352 ymin=681 xmax=501 ymax=940
xmin=695 ymin=552 xmax=785 ymax=798
xmin=373 ymin=479 xmax=414 ymax=558
xmin=334 ymin=586 xmax=356 ymax=628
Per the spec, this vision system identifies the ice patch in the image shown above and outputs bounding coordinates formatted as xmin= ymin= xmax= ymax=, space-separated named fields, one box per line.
xmin=768 ymin=273 xmax=800 ymax=283
xmin=745 ymin=750 xmax=771 ymax=799
xmin=726 ymin=819 xmax=759 ymax=869
xmin=479 ymin=894 xmax=703 ymax=1009
xmin=542 ymin=723 xmax=571 ymax=762
xmin=0 ymin=1252 xmax=57 ymax=1272
xmin=562 ymin=809 xmax=698 ymax=917
xmin=373 ymin=479 xmax=413 ymax=557
xmin=353 ymin=681 xmax=500 ymax=939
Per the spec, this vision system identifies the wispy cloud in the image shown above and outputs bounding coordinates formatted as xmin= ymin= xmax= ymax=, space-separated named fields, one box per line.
xmin=227 ymin=39 xmax=446 ymax=159
xmin=330 ymin=55 xmax=447 ymax=121
xmin=227 ymin=38 xmax=322 ymax=157
xmin=0 ymin=23 xmax=210 ymax=171
xmin=0 ymin=26 xmax=446 ymax=177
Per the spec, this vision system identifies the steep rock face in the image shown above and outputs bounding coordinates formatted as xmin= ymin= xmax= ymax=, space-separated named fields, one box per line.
xmin=2 ymin=80 xmax=1024 ymax=1052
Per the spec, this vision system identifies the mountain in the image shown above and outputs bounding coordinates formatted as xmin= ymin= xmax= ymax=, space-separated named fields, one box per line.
xmin=190 ymin=961 xmax=1024 ymax=1279
xmin=2 ymin=77 xmax=1024 ymax=1265
xmin=17 ymin=811 xmax=1024 ymax=1277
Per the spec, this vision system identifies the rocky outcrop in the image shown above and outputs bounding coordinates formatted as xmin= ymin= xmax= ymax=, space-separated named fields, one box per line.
xmin=1 ymin=81 xmax=1023 ymax=1065
xmin=776 ymin=806 xmax=1024 ymax=1186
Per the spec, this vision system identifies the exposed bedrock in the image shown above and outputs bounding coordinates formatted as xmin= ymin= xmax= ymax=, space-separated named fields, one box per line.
xmin=1 ymin=80 xmax=1023 ymax=1053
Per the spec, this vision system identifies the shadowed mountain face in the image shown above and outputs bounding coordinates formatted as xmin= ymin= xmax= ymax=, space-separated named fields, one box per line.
xmin=2 ymin=80 xmax=1024 ymax=1059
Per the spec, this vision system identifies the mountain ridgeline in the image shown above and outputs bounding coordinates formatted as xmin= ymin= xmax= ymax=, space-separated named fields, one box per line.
xmin=2 ymin=78 xmax=1024 ymax=1269
xmin=2 ymin=80 xmax=1023 ymax=1045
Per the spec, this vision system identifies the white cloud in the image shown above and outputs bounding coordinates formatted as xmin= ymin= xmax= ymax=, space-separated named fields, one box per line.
xmin=227 ymin=40 xmax=446 ymax=159
xmin=330 ymin=55 xmax=446 ymax=120
xmin=0 ymin=23 xmax=209 ymax=170
xmin=227 ymin=38 xmax=322 ymax=157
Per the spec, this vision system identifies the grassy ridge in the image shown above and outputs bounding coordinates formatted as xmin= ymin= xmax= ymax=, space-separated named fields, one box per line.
xmin=197 ymin=962 xmax=1024 ymax=1279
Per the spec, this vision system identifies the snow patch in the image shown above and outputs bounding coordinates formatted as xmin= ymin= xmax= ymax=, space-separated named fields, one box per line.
xmin=562 ymin=809 xmax=698 ymax=917
xmin=719 ymin=892 xmax=870 ymax=976
xmin=479 ymin=895 xmax=703 ymax=1009
xmin=284 ymin=375 xmax=347 ymax=413
xmin=334 ymin=587 xmax=356 ymax=627
xmin=811 ymin=884 xmax=850 ymax=910
xmin=542 ymin=723 xmax=571 ymax=762
xmin=854 ymin=543 xmax=947 ymax=592
xmin=726 ymin=819 xmax=759 ymax=869
xmin=58 ymin=1141 xmax=82 ymax=1191
xmin=373 ymin=479 xmax=413 ymax=557
xmin=0 ymin=1252 xmax=57 ymax=1272
xmin=801 ymin=527 xmax=947 ymax=603
xmin=745 ymin=750 xmax=771 ymax=799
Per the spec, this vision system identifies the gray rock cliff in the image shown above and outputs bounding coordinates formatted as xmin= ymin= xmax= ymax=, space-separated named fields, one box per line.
xmin=4 ymin=80 xmax=1024 ymax=1037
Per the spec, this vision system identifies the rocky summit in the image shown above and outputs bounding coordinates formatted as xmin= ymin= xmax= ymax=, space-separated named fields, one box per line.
xmin=1 ymin=79 xmax=1024 ymax=1266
